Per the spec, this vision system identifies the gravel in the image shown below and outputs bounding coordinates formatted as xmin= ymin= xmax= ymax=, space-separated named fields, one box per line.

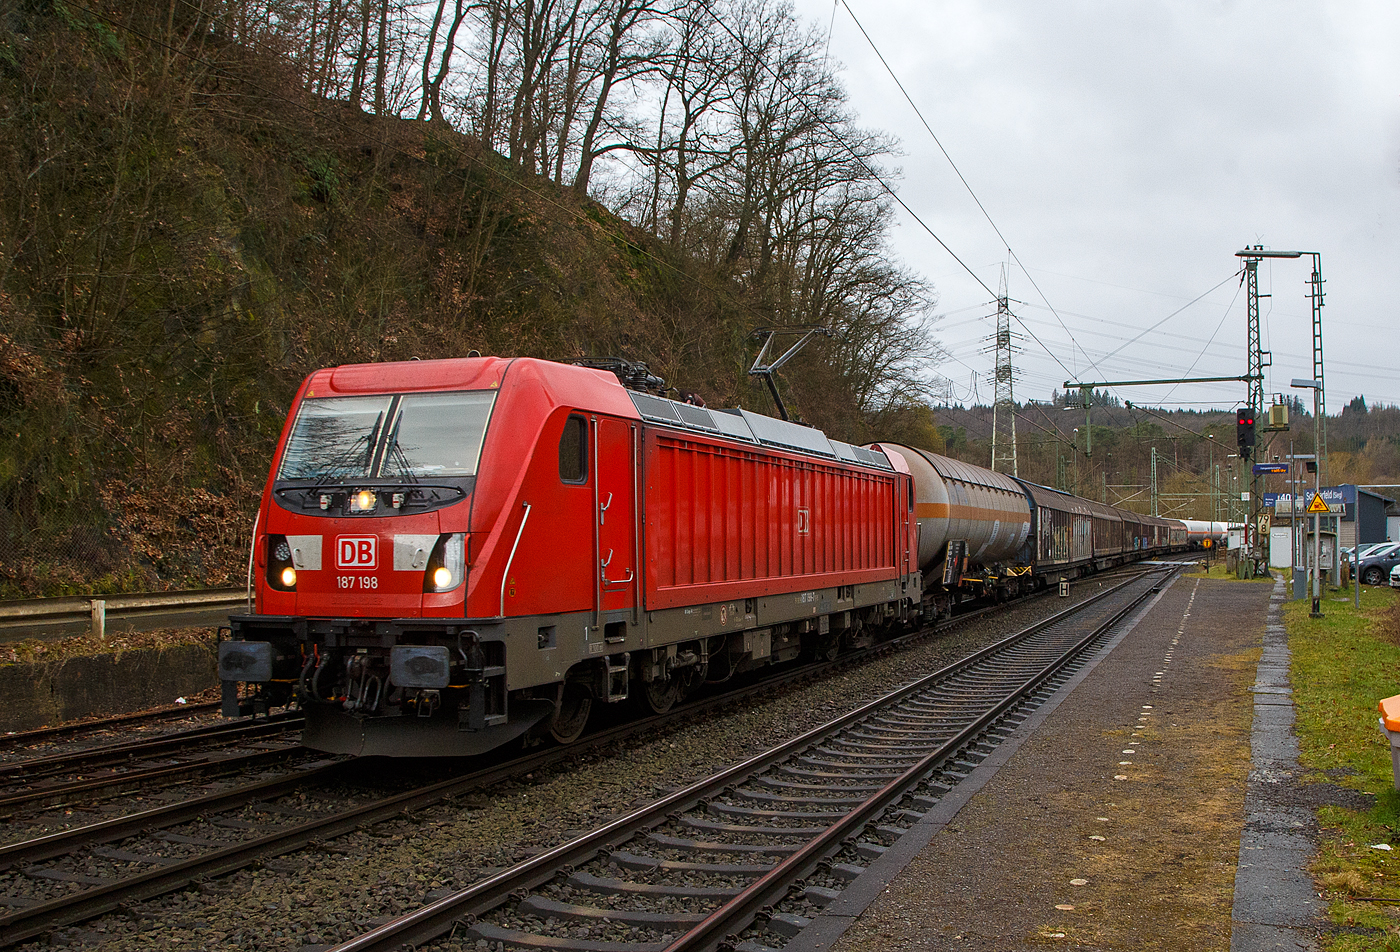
xmin=16 ymin=582 xmax=1122 ymax=951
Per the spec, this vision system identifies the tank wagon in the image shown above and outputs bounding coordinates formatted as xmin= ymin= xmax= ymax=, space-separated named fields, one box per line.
xmin=876 ymin=446 xmax=1187 ymax=616
xmin=219 ymin=355 xmax=1190 ymax=757
xmin=219 ymin=356 xmax=921 ymax=756
xmin=1181 ymin=520 xmax=1233 ymax=548
xmin=875 ymin=445 xmax=1031 ymax=616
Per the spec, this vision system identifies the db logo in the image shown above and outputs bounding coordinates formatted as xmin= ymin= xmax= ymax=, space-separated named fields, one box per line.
xmin=336 ymin=535 xmax=378 ymax=569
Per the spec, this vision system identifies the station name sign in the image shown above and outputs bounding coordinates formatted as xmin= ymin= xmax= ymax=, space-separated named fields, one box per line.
xmin=1263 ymin=488 xmax=1345 ymax=514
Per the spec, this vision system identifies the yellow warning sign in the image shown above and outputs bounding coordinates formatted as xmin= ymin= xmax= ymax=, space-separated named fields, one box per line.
xmin=1306 ymin=492 xmax=1330 ymax=514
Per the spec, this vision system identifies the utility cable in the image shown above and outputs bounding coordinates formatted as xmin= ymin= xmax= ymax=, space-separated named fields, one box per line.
xmin=1097 ymin=270 xmax=1242 ymax=366
xmin=1156 ymin=274 xmax=1245 ymax=405
xmin=697 ymin=5 xmax=996 ymax=305
xmin=834 ymin=0 xmax=1096 ymax=383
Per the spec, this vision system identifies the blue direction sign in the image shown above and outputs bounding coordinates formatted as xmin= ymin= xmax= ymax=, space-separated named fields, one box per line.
xmin=1253 ymin=463 xmax=1290 ymax=475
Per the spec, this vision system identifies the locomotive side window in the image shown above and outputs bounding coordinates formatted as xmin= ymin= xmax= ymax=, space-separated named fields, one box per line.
xmin=559 ymin=415 xmax=588 ymax=483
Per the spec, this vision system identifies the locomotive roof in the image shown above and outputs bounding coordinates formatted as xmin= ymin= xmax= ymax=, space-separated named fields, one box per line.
xmin=627 ymin=391 xmax=894 ymax=472
xmin=306 ymin=356 xmax=514 ymax=395
xmin=298 ymin=356 xmax=894 ymax=473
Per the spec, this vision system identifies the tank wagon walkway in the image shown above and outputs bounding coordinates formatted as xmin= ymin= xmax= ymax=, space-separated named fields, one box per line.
xmin=785 ymin=571 xmax=1323 ymax=952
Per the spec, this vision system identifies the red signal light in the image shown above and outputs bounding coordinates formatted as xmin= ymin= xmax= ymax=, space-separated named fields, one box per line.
xmin=1236 ymin=407 xmax=1256 ymax=451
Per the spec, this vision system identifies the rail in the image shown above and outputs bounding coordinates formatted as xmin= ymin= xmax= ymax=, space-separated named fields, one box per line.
xmin=327 ymin=566 xmax=1175 ymax=952
xmin=0 ymin=588 xmax=247 ymax=639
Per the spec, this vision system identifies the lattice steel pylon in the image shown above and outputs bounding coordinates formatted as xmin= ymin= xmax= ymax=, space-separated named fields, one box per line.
xmin=1241 ymin=258 xmax=1265 ymax=428
xmin=1235 ymin=244 xmax=1325 ymax=573
xmin=1307 ymin=256 xmax=1327 ymax=483
xmin=989 ymin=266 xmax=1019 ymax=475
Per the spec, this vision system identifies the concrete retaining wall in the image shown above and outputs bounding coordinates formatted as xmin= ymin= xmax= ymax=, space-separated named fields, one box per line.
xmin=0 ymin=643 xmax=218 ymax=733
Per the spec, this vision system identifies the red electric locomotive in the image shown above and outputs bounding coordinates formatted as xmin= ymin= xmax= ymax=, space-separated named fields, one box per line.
xmin=219 ymin=356 xmax=922 ymax=756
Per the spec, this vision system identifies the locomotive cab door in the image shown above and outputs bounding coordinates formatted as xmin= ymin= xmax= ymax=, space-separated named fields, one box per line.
xmin=593 ymin=417 xmax=639 ymax=633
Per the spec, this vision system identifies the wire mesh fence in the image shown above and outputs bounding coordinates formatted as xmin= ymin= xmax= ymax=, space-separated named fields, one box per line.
xmin=0 ymin=498 xmax=254 ymax=599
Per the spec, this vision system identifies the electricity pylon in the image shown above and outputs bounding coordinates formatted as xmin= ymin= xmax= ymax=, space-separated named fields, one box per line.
xmin=989 ymin=267 xmax=1018 ymax=475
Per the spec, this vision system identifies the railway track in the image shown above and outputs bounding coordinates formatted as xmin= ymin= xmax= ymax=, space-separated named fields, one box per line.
xmin=0 ymin=562 xmax=1177 ymax=948
xmin=0 ymin=636 xmax=937 ymax=947
xmin=324 ymin=562 xmax=1179 ymax=952
xmin=0 ymin=711 xmax=309 ymax=829
xmin=0 ymin=700 xmax=223 ymax=754
xmin=0 ymin=594 xmax=1000 ymax=839
xmin=0 ymin=710 xmax=303 ymax=785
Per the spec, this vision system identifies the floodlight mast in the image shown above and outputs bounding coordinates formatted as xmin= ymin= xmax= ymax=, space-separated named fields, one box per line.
xmin=1291 ymin=377 xmax=1324 ymax=618
xmin=1237 ymin=246 xmax=1325 ymax=577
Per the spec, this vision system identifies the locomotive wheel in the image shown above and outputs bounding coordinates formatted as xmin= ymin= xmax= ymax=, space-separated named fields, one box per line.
xmin=547 ymin=683 xmax=592 ymax=745
xmin=641 ymin=674 xmax=684 ymax=714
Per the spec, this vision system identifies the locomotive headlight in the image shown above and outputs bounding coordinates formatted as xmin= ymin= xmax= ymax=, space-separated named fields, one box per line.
xmin=349 ymin=490 xmax=378 ymax=513
xmin=424 ymin=533 xmax=466 ymax=593
xmin=266 ymin=534 xmax=297 ymax=591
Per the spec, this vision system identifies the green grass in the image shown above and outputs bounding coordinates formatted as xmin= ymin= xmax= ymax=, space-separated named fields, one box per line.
xmin=1185 ymin=560 xmax=1277 ymax=582
xmin=1287 ymin=582 xmax=1400 ymax=947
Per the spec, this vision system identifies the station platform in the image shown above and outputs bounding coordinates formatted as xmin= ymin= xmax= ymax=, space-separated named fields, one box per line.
xmin=787 ymin=571 xmax=1324 ymax=951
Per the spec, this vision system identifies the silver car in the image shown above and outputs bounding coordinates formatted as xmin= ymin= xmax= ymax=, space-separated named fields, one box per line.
xmin=1350 ymin=542 xmax=1393 ymax=564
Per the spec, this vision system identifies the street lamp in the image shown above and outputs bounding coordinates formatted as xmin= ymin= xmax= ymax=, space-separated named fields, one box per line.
xmin=1291 ymin=378 xmax=1323 ymax=618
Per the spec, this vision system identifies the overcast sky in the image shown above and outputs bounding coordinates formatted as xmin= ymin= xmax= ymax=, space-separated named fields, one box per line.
xmin=788 ymin=0 xmax=1400 ymax=416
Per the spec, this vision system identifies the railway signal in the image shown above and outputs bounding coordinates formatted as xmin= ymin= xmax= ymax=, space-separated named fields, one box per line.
xmin=1236 ymin=407 xmax=1255 ymax=457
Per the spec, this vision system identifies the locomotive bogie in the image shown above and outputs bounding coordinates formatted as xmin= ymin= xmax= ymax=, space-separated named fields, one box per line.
xmin=225 ymin=574 xmax=921 ymax=755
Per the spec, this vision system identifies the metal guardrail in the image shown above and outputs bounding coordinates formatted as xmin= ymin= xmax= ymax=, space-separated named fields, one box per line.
xmin=0 ymin=589 xmax=248 ymax=639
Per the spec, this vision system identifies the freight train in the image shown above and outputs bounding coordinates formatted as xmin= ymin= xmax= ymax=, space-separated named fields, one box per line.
xmin=218 ymin=356 xmax=1191 ymax=756
xmin=1180 ymin=520 xmax=1231 ymax=548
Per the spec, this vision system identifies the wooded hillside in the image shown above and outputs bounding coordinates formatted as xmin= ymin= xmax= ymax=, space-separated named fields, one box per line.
xmin=1 ymin=0 xmax=1395 ymax=597
xmin=0 ymin=0 xmax=939 ymax=595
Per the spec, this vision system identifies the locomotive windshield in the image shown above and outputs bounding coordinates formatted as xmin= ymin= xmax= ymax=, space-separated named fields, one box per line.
xmin=278 ymin=390 xmax=496 ymax=480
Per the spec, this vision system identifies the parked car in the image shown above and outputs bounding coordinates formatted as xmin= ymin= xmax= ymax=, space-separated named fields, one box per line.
xmin=1356 ymin=543 xmax=1400 ymax=585
xmin=1390 ymin=563 xmax=1400 ymax=589
xmin=1348 ymin=542 xmax=1394 ymax=564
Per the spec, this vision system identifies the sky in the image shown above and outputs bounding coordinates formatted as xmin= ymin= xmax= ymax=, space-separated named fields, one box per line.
xmin=788 ymin=0 xmax=1400 ymax=416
